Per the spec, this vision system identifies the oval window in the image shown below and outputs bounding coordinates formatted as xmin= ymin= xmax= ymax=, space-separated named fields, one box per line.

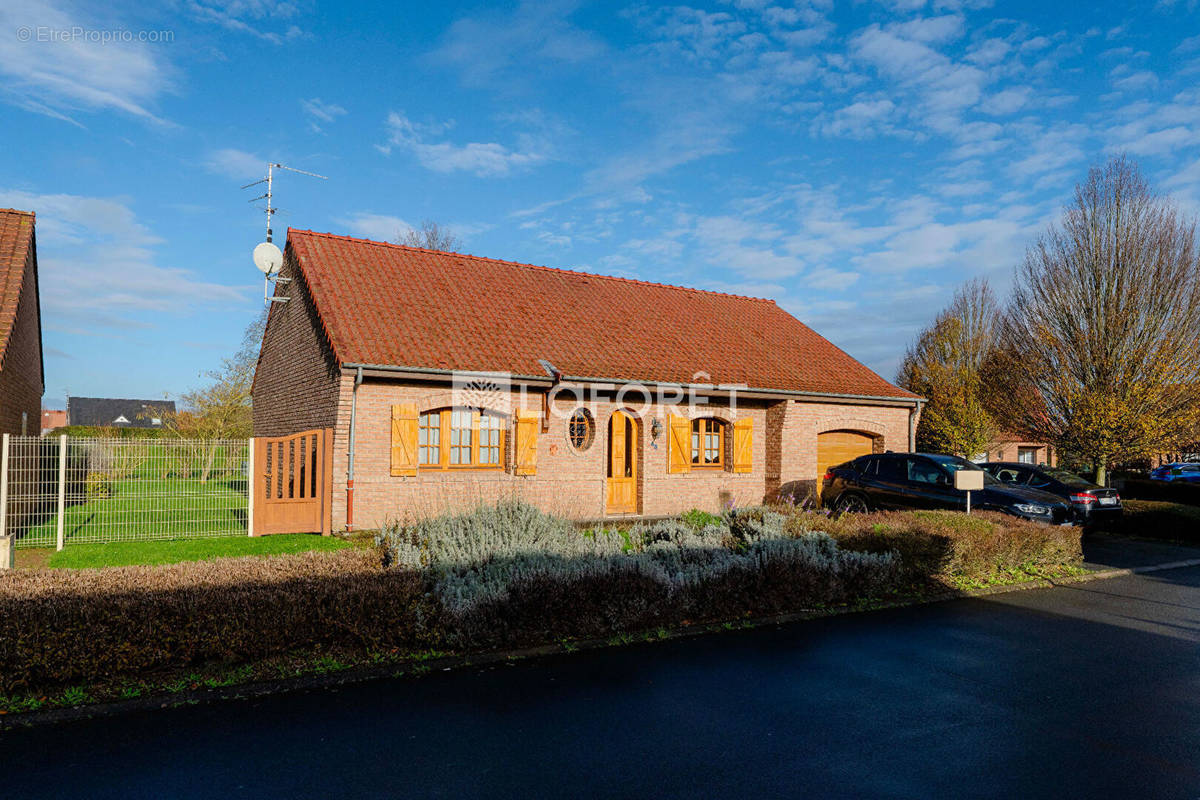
xmin=568 ymin=409 xmax=595 ymax=452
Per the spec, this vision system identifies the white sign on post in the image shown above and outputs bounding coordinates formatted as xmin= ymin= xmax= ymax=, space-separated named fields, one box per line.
xmin=954 ymin=469 xmax=984 ymax=514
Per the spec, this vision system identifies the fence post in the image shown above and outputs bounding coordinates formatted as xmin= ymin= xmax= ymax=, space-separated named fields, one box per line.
xmin=0 ymin=433 xmax=9 ymax=569
xmin=0 ymin=433 xmax=9 ymax=540
xmin=247 ymin=438 xmax=255 ymax=537
xmin=56 ymin=434 xmax=67 ymax=552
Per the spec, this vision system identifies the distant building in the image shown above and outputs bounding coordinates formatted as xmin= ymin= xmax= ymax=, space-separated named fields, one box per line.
xmin=66 ymin=397 xmax=175 ymax=429
xmin=979 ymin=432 xmax=1057 ymax=466
xmin=40 ymin=408 xmax=65 ymax=433
xmin=0 ymin=209 xmax=44 ymax=437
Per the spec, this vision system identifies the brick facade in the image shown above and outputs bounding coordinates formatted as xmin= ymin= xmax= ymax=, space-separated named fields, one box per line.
xmin=321 ymin=375 xmax=914 ymax=531
xmin=982 ymin=439 xmax=1057 ymax=466
xmin=251 ymin=254 xmax=341 ymax=438
xmin=0 ymin=226 xmax=42 ymax=437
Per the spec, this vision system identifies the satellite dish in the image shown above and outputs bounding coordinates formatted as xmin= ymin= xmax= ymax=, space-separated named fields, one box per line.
xmin=253 ymin=241 xmax=283 ymax=275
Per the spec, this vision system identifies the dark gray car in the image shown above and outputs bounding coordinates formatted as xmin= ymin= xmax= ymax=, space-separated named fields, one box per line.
xmin=980 ymin=462 xmax=1122 ymax=525
xmin=823 ymin=452 xmax=1074 ymax=524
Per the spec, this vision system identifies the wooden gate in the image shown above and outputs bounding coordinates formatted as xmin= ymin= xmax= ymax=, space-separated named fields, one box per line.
xmin=251 ymin=428 xmax=333 ymax=536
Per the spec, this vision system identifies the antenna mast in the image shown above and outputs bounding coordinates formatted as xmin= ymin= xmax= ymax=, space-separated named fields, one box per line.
xmin=243 ymin=163 xmax=328 ymax=303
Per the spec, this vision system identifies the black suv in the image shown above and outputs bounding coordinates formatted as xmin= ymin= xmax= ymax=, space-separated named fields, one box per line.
xmin=823 ymin=452 xmax=1073 ymax=524
xmin=979 ymin=462 xmax=1122 ymax=525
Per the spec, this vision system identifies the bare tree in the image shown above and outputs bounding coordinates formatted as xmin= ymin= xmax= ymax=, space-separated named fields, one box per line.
xmin=397 ymin=220 xmax=462 ymax=252
xmin=151 ymin=308 xmax=268 ymax=481
xmin=986 ymin=156 xmax=1200 ymax=485
xmin=897 ymin=278 xmax=1000 ymax=457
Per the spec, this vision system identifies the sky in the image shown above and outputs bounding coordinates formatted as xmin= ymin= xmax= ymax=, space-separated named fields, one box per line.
xmin=2 ymin=0 xmax=1200 ymax=409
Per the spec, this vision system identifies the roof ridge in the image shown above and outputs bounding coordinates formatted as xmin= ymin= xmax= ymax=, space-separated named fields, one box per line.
xmin=287 ymin=228 xmax=778 ymax=304
xmin=0 ymin=209 xmax=35 ymax=217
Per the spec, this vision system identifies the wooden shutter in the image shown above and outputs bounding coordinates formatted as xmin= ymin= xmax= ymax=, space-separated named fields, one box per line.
xmin=732 ymin=417 xmax=753 ymax=473
xmin=391 ymin=403 xmax=418 ymax=477
xmin=667 ymin=414 xmax=691 ymax=474
xmin=514 ymin=409 xmax=538 ymax=475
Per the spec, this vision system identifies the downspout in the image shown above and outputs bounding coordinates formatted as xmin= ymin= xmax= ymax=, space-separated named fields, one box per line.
xmin=908 ymin=400 xmax=924 ymax=452
xmin=346 ymin=366 xmax=363 ymax=531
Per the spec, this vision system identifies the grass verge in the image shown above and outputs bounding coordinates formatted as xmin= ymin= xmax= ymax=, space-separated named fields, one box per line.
xmin=45 ymin=533 xmax=356 ymax=569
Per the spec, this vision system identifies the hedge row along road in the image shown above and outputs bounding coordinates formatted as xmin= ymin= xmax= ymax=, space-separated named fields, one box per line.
xmin=4 ymin=564 xmax=1199 ymax=798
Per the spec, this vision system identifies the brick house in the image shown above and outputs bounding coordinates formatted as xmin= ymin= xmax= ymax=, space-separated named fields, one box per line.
xmin=0 ymin=210 xmax=43 ymax=437
xmin=253 ymin=229 xmax=922 ymax=530
xmin=980 ymin=433 xmax=1057 ymax=466
xmin=40 ymin=408 xmax=66 ymax=434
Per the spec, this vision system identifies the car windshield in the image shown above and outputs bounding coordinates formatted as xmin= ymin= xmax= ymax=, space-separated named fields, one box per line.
xmin=926 ymin=455 xmax=999 ymax=486
xmin=1039 ymin=468 xmax=1092 ymax=487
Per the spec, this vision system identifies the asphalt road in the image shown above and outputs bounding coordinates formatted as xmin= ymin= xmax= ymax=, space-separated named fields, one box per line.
xmin=4 ymin=566 xmax=1200 ymax=799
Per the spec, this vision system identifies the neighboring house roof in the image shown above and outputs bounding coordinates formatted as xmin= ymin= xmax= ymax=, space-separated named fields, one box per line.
xmin=67 ymin=397 xmax=176 ymax=428
xmin=284 ymin=229 xmax=918 ymax=401
xmin=0 ymin=209 xmax=42 ymax=382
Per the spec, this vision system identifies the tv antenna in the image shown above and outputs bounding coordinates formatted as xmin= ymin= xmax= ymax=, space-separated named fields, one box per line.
xmin=242 ymin=162 xmax=327 ymax=304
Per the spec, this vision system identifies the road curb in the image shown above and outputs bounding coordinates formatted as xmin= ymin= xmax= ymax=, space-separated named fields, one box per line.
xmin=5 ymin=555 xmax=1200 ymax=731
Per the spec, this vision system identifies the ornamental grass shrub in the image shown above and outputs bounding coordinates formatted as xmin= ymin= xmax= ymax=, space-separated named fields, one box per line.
xmin=787 ymin=508 xmax=1083 ymax=588
xmin=0 ymin=549 xmax=424 ymax=692
xmin=377 ymin=501 xmax=899 ymax=647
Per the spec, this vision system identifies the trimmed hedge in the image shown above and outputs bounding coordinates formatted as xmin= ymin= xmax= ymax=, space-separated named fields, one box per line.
xmin=1118 ymin=478 xmax=1200 ymax=507
xmin=1107 ymin=500 xmax=1200 ymax=544
xmin=788 ymin=509 xmax=1084 ymax=589
xmin=0 ymin=550 xmax=423 ymax=692
xmin=0 ymin=502 xmax=1084 ymax=694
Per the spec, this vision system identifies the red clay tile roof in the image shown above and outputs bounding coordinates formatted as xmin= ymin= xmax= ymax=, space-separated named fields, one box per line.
xmin=0 ymin=209 xmax=36 ymax=365
xmin=286 ymin=229 xmax=917 ymax=400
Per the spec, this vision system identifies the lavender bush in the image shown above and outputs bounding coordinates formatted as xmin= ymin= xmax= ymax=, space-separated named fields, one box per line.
xmin=377 ymin=502 xmax=899 ymax=643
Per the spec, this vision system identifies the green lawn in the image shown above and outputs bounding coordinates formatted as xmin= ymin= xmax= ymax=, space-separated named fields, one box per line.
xmin=47 ymin=534 xmax=355 ymax=569
xmin=17 ymin=476 xmax=248 ymax=549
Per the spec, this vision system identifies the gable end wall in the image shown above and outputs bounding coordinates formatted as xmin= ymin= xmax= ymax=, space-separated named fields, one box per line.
xmin=251 ymin=256 xmax=341 ymax=437
xmin=0 ymin=242 xmax=42 ymax=435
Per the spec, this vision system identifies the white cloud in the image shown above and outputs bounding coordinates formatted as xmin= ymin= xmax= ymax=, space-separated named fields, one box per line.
xmin=205 ymin=148 xmax=268 ymax=180
xmin=378 ymin=111 xmax=551 ymax=177
xmin=430 ymin=0 xmax=605 ymax=85
xmin=338 ymin=213 xmax=412 ymax=242
xmin=814 ymin=98 xmax=901 ymax=139
xmin=0 ymin=189 xmax=246 ymax=330
xmin=301 ymin=97 xmax=346 ymax=132
xmin=888 ymin=14 xmax=965 ymax=45
xmin=0 ymin=0 xmax=173 ymax=123
xmin=850 ymin=21 xmax=989 ymax=135
xmin=184 ymin=0 xmax=305 ymax=44
xmin=1111 ymin=69 xmax=1159 ymax=93
xmin=979 ymin=86 xmax=1031 ymax=115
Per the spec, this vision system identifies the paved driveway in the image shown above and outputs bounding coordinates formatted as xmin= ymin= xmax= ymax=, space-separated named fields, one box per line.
xmin=3 ymin=565 xmax=1199 ymax=798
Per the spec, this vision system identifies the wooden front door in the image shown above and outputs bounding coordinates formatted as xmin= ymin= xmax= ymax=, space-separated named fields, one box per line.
xmin=252 ymin=428 xmax=333 ymax=535
xmin=606 ymin=411 xmax=638 ymax=514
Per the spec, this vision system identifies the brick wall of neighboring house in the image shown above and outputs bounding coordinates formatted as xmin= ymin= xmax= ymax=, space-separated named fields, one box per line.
xmin=325 ymin=375 xmax=914 ymax=531
xmin=251 ymin=255 xmax=341 ymax=437
xmin=40 ymin=409 xmax=65 ymax=432
xmin=0 ymin=242 xmax=42 ymax=437
xmin=984 ymin=439 xmax=1057 ymax=466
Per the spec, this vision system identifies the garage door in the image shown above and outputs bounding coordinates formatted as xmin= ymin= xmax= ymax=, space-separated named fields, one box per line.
xmin=816 ymin=431 xmax=876 ymax=494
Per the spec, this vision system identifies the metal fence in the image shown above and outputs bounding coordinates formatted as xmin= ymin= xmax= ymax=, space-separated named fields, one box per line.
xmin=2 ymin=435 xmax=250 ymax=549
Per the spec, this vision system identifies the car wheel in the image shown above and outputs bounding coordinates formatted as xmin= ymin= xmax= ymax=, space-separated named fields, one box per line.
xmin=835 ymin=493 xmax=871 ymax=514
